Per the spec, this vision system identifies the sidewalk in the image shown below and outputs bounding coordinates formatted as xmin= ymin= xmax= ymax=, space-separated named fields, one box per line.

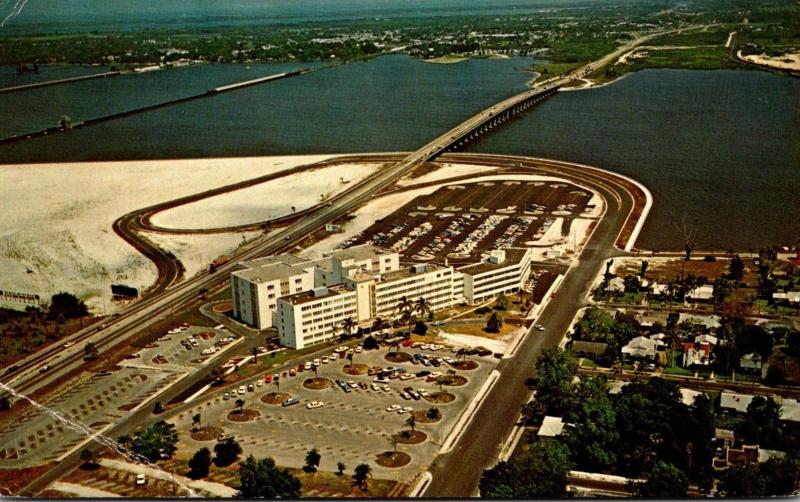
xmin=98 ymin=458 xmax=237 ymax=497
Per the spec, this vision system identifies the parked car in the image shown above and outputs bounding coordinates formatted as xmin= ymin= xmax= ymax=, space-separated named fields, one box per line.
xmin=322 ymin=356 xmax=329 ymax=364
xmin=223 ymin=392 xmax=230 ymax=400
xmin=304 ymin=362 xmax=312 ymax=371
xmin=238 ymin=386 xmax=246 ymax=395
xmin=306 ymin=401 xmax=324 ymax=409
xmin=289 ymin=368 xmax=296 ymax=377
xmin=282 ymin=398 xmax=300 ymax=407
xmin=264 ymin=374 xmax=273 ymax=384
xmin=397 ymin=406 xmax=413 ymax=414
xmin=136 ymin=474 xmax=146 ymax=486
xmin=386 ymin=404 xmax=402 ymax=412
xmin=247 ymin=384 xmax=254 ymax=392
xmin=534 ymin=324 xmax=545 ymax=331
xmin=256 ymin=380 xmax=263 ymax=387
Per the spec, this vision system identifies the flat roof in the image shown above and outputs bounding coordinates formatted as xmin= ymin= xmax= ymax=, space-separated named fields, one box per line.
xmin=280 ymin=284 xmax=353 ymax=305
xmin=233 ymin=262 xmax=309 ymax=283
xmin=457 ymin=248 xmax=529 ymax=276
xmin=376 ymin=263 xmax=449 ymax=283
xmin=325 ymin=244 xmax=393 ymax=262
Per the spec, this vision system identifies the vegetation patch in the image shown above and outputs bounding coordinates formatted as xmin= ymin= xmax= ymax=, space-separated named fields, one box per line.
xmin=452 ymin=360 xmax=478 ymax=371
xmin=261 ymin=392 xmax=291 ymax=405
xmin=413 ymin=409 xmax=442 ymax=423
xmin=441 ymin=375 xmax=468 ymax=386
xmin=303 ymin=377 xmax=334 ymax=390
xmin=375 ymin=451 xmax=411 ymax=468
xmin=343 ymin=363 xmax=369 ymax=375
xmin=396 ymin=430 xmax=427 ymax=445
xmin=191 ymin=426 xmax=223 ymax=441
xmin=227 ymin=409 xmax=260 ymax=422
xmin=385 ymin=351 xmax=413 ymax=363
xmin=424 ymin=391 xmax=456 ymax=404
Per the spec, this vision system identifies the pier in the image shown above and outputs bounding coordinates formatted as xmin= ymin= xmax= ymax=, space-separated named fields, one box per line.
xmin=0 ymin=71 xmax=120 ymax=95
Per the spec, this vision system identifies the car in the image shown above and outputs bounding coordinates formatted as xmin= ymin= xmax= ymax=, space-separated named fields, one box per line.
xmin=374 ymin=377 xmax=390 ymax=384
xmin=247 ymin=384 xmax=254 ymax=392
xmin=136 ymin=473 xmax=146 ymax=486
xmin=201 ymin=348 xmax=216 ymax=355
xmin=306 ymin=401 xmax=324 ymax=409
xmin=355 ymin=346 xmax=363 ymax=353
xmin=223 ymin=392 xmax=230 ymax=400
xmin=534 ymin=324 xmax=545 ymax=331
xmin=411 ymin=342 xmax=422 ymax=348
xmin=313 ymin=358 xmax=320 ymax=366
xmin=400 ymin=392 xmax=411 ymax=400
xmin=371 ymin=383 xmax=380 ymax=391
xmin=282 ymin=398 xmax=300 ymax=407
xmin=645 ymin=363 xmax=656 ymax=371
xmin=264 ymin=374 xmax=273 ymax=384
xmin=384 ymin=366 xmax=396 ymax=372
xmin=397 ymin=406 xmax=413 ymax=414
xmin=256 ymin=380 xmax=263 ymax=387
xmin=382 ymin=385 xmax=391 ymax=392
xmin=289 ymin=368 xmax=297 ymax=377
xmin=416 ymin=370 xmax=431 ymax=377
xmin=421 ymin=358 xmax=431 ymax=367
xmin=190 ymin=340 xmax=199 ymax=347
xmin=417 ymin=389 xmax=429 ymax=397
xmin=273 ymin=373 xmax=279 ymax=380
xmin=432 ymin=321 xmax=444 ymax=326
xmin=347 ymin=380 xmax=356 ymax=387
xmin=238 ymin=386 xmax=246 ymax=395
xmin=39 ymin=365 xmax=50 ymax=373
xmin=336 ymin=346 xmax=348 ymax=353
xmin=62 ymin=341 xmax=75 ymax=348
xmin=304 ymin=362 xmax=312 ymax=371
xmin=329 ymin=352 xmax=338 ymax=360
xmin=386 ymin=404 xmax=402 ymax=412
xmin=257 ymin=346 xmax=269 ymax=354
xmin=400 ymin=373 xmax=414 ymax=381
xmin=322 ymin=356 xmax=329 ymax=364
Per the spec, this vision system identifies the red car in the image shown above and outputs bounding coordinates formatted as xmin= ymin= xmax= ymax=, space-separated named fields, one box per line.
xmin=297 ymin=364 xmax=304 ymax=372
xmin=401 ymin=339 xmax=414 ymax=347
xmin=264 ymin=374 xmax=273 ymax=384
xmin=289 ymin=368 xmax=297 ymax=377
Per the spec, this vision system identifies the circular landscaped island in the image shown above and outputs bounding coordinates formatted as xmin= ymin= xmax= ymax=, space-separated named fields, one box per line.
xmin=227 ymin=409 xmax=261 ymax=422
xmin=375 ymin=451 xmax=411 ymax=468
xmin=385 ymin=351 xmax=413 ymax=363
xmin=191 ymin=426 xmax=223 ymax=441
xmin=303 ymin=377 xmax=334 ymax=390
xmin=261 ymin=392 xmax=291 ymax=405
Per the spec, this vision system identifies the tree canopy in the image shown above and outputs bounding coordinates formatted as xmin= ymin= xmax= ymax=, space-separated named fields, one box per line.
xmin=238 ymin=454 xmax=301 ymax=498
xmin=479 ymin=439 xmax=573 ymax=498
xmin=633 ymin=461 xmax=688 ymax=498
xmin=214 ymin=437 xmax=242 ymax=467
xmin=534 ymin=347 xmax=577 ymax=416
xmin=47 ymin=292 xmax=89 ymax=320
xmin=130 ymin=420 xmax=177 ymax=462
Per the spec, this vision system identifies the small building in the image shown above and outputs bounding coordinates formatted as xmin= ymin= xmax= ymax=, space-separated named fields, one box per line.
xmin=773 ymin=291 xmax=800 ymax=304
xmin=538 ymin=416 xmax=565 ymax=437
xmin=571 ymin=341 xmax=609 ymax=359
xmin=687 ymin=284 xmax=714 ymax=302
xmin=739 ymin=352 xmax=763 ymax=370
xmin=682 ymin=341 xmax=712 ymax=367
xmin=457 ymin=248 xmax=532 ymax=304
xmin=275 ymin=285 xmax=358 ymax=349
xmin=621 ymin=336 xmax=658 ymax=360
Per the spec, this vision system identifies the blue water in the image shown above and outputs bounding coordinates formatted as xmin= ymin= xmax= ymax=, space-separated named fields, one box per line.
xmin=468 ymin=69 xmax=800 ymax=251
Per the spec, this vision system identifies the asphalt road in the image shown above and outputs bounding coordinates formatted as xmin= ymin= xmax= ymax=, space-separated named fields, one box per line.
xmin=422 ymin=157 xmax=636 ymax=497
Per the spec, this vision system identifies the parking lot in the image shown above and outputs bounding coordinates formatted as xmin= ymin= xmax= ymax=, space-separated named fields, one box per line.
xmin=172 ymin=342 xmax=499 ymax=481
xmin=340 ymin=181 xmax=594 ymax=264
xmin=0 ymin=324 xmax=236 ymax=468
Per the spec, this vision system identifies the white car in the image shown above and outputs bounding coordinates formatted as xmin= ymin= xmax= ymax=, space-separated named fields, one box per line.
xmin=417 ymin=389 xmax=429 ymax=397
xmin=322 ymin=357 xmax=329 ymax=364
xmin=201 ymin=348 xmax=216 ymax=355
xmin=62 ymin=341 xmax=75 ymax=348
xmin=371 ymin=383 xmax=380 ymax=391
xmin=374 ymin=377 xmax=390 ymax=384
xmin=382 ymin=385 xmax=391 ymax=392
xmin=355 ymin=346 xmax=363 ymax=353
xmin=256 ymin=380 xmax=263 ymax=387
xmin=136 ymin=473 xmax=146 ymax=486
xmin=397 ymin=406 xmax=413 ymax=414
xmin=238 ymin=386 xmax=246 ymax=395
xmin=313 ymin=359 xmax=320 ymax=366
xmin=336 ymin=346 xmax=348 ymax=353
xmin=420 ymin=344 xmax=431 ymax=350
xmin=306 ymin=401 xmax=324 ymax=409
xmin=534 ymin=324 xmax=545 ymax=331
xmin=329 ymin=352 xmax=338 ymax=360
xmin=386 ymin=404 xmax=402 ymax=412
xmin=304 ymin=362 xmax=312 ymax=370
xmin=400 ymin=373 xmax=414 ymax=381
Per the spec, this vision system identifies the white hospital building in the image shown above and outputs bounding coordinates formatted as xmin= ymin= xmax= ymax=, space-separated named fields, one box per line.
xmin=231 ymin=244 xmax=532 ymax=349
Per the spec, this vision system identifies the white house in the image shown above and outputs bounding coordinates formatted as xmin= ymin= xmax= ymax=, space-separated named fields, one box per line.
xmin=621 ymin=336 xmax=659 ymax=359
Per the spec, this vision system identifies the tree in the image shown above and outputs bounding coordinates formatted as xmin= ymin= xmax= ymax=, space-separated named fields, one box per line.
xmin=495 ymin=292 xmax=509 ymax=311
xmin=234 ymin=398 xmax=245 ymax=413
xmin=0 ymin=396 xmax=10 ymax=411
xmin=188 ymin=447 xmax=212 ymax=479
xmin=238 ymin=455 xmax=301 ymax=498
xmin=563 ymin=377 xmax=618 ymax=470
xmin=729 ymin=255 xmax=745 ymax=280
xmin=47 ymin=292 xmax=88 ymax=320
xmin=405 ymin=414 xmax=416 ymax=435
xmin=485 ymin=312 xmax=502 ymax=333
xmin=352 ymin=463 xmax=371 ymax=490
xmin=426 ymin=407 xmax=441 ymax=420
xmin=130 ymin=421 xmax=178 ymax=462
xmin=341 ymin=317 xmax=357 ymax=341
xmin=80 ymin=448 xmax=96 ymax=467
xmin=304 ymin=448 xmax=321 ymax=472
xmin=214 ymin=437 xmax=242 ymax=467
xmin=633 ymin=461 xmax=688 ymax=498
xmin=414 ymin=297 xmax=432 ymax=318
xmin=412 ymin=320 xmax=428 ymax=336
xmin=153 ymin=400 xmax=163 ymax=414
xmin=639 ymin=260 xmax=649 ymax=279
xmin=371 ymin=318 xmax=386 ymax=336
xmin=737 ymin=395 xmax=782 ymax=448
xmin=337 ymin=461 xmax=346 ymax=476
xmin=717 ymin=464 xmax=767 ymax=497
xmin=764 ymin=365 xmax=785 ymax=387
xmin=479 ymin=439 xmax=572 ymax=498
xmin=191 ymin=413 xmax=201 ymax=432
xmin=363 ymin=335 xmax=379 ymax=350
xmin=251 ymin=346 xmax=258 ymax=364
xmin=534 ymin=347 xmax=577 ymax=416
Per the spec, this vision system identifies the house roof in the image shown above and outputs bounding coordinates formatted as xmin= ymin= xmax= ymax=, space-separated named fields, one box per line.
xmin=538 ymin=416 xmax=565 ymax=437
xmin=687 ymin=284 xmax=714 ymax=300
xmin=622 ymin=336 xmax=658 ymax=356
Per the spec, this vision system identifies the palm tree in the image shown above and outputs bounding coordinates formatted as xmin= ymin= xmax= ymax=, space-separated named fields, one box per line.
xmin=192 ymin=413 xmax=201 ymax=432
xmin=389 ymin=434 xmax=398 ymax=453
xmin=396 ymin=296 xmax=413 ymax=318
xmin=251 ymin=346 xmax=258 ymax=364
xmin=372 ymin=317 xmax=386 ymax=336
xmin=405 ymin=414 xmax=416 ymax=435
xmin=341 ymin=317 xmax=356 ymax=341
xmin=234 ymin=399 xmax=245 ymax=413
xmin=485 ymin=312 xmax=502 ymax=333
xmin=414 ymin=297 xmax=432 ymax=320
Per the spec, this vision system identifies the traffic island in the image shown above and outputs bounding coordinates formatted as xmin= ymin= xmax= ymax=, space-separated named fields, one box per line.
xmin=375 ymin=451 xmax=411 ymax=468
xmin=384 ymin=351 xmax=413 ymax=363
xmin=190 ymin=426 xmax=223 ymax=441
xmin=451 ymin=360 xmax=479 ymax=371
xmin=343 ymin=363 xmax=369 ymax=375
xmin=396 ymin=430 xmax=427 ymax=445
xmin=261 ymin=392 xmax=291 ymax=405
xmin=412 ymin=409 xmax=442 ymax=423
xmin=424 ymin=391 xmax=456 ymax=404
xmin=441 ymin=375 xmax=468 ymax=386
xmin=303 ymin=377 xmax=334 ymax=390
xmin=227 ymin=409 xmax=261 ymax=422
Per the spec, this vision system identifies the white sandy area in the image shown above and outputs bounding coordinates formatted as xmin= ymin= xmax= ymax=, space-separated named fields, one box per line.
xmin=146 ymin=230 xmax=266 ymax=280
xmin=436 ymin=331 xmax=510 ymax=354
xmin=300 ymin=170 xmax=601 ymax=261
xmin=0 ymin=154 xmax=332 ymax=312
xmin=738 ymin=50 xmax=800 ymax=71
xmin=151 ymin=163 xmax=381 ymax=230
xmin=50 ymin=482 xmax=120 ymax=498
xmin=397 ymin=162 xmax=498 ymax=187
